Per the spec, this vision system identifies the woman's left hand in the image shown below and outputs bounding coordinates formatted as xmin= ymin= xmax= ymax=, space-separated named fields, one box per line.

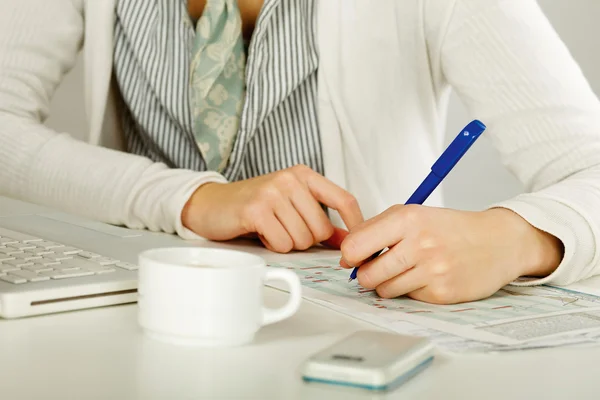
xmin=340 ymin=206 xmax=564 ymax=304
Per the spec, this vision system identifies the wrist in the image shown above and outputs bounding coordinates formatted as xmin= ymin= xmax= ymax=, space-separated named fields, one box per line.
xmin=483 ymin=208 xmax=564 ymax=278
xmin=181 ymin=182 xmax=221 ymax=231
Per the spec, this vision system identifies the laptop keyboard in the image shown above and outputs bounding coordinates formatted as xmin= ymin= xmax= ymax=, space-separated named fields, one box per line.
xmin=0 ymin=227 xmax=138 ymax=285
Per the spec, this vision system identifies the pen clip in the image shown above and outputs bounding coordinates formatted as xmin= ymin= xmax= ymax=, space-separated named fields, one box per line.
xmin=431 ymin=120 xmax=486 ymax=178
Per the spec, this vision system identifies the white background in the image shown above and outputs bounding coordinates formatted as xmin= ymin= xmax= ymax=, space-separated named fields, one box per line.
xmin=45 ymin=1 xmax=600 ymax=211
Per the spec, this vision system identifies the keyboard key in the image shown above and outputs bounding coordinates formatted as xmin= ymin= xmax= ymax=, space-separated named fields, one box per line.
xmin=9 ymin=269 xmax=50 ymax=282
xmin=0 ymin=248 xmax=23 ymax=256
xmin=2 ymin=259 xmax=33 ymax=267
xmin=63 ymin=258 xmax=99 ymax=268
xmin=65 ymin=259 xmax=116 ymax=274
xmin=0 ymin=275 xmax=26 ymax=284
xmin=35 ymin=241 xmax=64 ymax=249
xmin=6 ymin=242 xmax=37 ymax=250
xmin=39 ymin=258 xmax=60 ymax=266
xmin=54 ymin=246 xmax=82 ymax=255
xmin=78 ymin=251 xmax=102 ymax=259
xmin=16 ymin=252 xmax=42 ymax=261
xmin=38 ymin=269 xmax=75 ymax=277
xmin=43 ymin=253 xmax=73 ymax=262
xmin=95 ymin=257 xmax=119 ymax=266
xmin=30 ymin=247 xmax=55 ymax=256
xmin=40 ymin=270 xmax=94 ymax=279
xmin=20 ymin=237 xmax=43 ymax=243
xmin=22 ymin=264 xmax=54 ymax=273
xmin=84 ymin=265 xmax=115 ymax=274
xmin=116 ymin=262 xmax=139 ymax=271
xmin=0 ymin=228 xmax=42 ymax=243
xmin=0 ymin=264 xmax=20 ymax=272
xmin=0 ymin=237 xmax=18 ymax=245
xmin=53 ymin=264 xmax=81 ymax=272
xmin=0 ymin=228 xmax=131 ymax=283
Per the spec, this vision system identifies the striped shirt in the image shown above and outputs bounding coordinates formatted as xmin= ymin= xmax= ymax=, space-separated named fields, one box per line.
xmin=113 ymin=0 xmax=323 ymax=182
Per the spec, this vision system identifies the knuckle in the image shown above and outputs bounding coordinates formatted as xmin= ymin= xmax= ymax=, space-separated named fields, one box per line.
xmin=242 ymin=202 xmax=266 ymax=222
xmin=258 ymin=185 xmax=283 ymax=204
xmin=341 ymin=192 xmax=359 ymax=209
xmin=416 ymin=231 xmax=439 ymax=252
xmin=274 ymin=239 xmax=294 ymax=254
xmin=290 ymin=164 xmax=312 ymax=175
xmin=376 ymin=285 xmax=395 ymax=299
xmin=390 ymin=248 xmax=410 ymax=270
xmin=388 ymin=204 xmax=404 ymax=215
xmin=313 ymin=223 xmax=335 ymax=243
xmin=274 ymin=170 xmax=299 ymax=188
xmin=357 ymin=270 xmax=375 ymax=289
xmin=401 ymin=204 xmax=423 ymax=225
xmin=431 ymin=260 xmax=450 ymax=277
xmin=428 ymin=285 xmax=455 ymax=305
xmin=295 ymin=235 xmax=314 ymax=251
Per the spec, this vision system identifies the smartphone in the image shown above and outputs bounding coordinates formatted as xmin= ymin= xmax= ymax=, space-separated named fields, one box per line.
xmin=301 ymin=330 xmax=434 ymax=392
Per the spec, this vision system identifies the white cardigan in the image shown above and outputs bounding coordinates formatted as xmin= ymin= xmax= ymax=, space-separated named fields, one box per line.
xmin=1 ymin=0 xmax=600 ymax=286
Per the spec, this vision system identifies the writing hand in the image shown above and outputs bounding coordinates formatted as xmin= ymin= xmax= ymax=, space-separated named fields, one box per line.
xmin=340 ymin=205 xmax=563 ymax=304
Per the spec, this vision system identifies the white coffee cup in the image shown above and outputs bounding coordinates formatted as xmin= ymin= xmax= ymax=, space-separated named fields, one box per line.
xmin=137 ymin=247 xmax=302 ymax=347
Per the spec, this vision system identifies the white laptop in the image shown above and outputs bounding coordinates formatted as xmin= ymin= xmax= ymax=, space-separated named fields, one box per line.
xmin=0 ymin=195 xmax=192 ymax=319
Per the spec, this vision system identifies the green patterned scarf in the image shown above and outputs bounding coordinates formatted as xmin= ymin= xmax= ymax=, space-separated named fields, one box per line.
xmin=190 ymin=0 xmax=246 ymax=172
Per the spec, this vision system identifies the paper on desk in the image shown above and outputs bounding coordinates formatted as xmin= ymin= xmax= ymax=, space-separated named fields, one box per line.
xmin=268 ymin=257 xmax=600 ymax=353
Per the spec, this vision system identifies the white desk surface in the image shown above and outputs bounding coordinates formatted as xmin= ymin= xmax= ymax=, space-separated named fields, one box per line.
xmin=1 ymin=240 xmax=600 ymax=400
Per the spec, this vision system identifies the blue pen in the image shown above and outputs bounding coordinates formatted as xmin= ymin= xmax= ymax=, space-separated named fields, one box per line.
xmin=348 ymin=120 xmax=486 ymax=282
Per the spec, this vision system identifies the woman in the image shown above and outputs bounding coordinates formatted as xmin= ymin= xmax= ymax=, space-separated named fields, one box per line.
xmin=1 ymin=0 xmax=599 ymax=304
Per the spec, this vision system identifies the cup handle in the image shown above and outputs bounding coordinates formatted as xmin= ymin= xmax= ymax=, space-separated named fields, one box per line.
xmin=261 ymin=268 xmax=302 ymax=326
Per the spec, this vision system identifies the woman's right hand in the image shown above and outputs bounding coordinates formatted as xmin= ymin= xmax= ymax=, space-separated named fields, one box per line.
xmin=181 ymin=165 xmax=364 ymax=253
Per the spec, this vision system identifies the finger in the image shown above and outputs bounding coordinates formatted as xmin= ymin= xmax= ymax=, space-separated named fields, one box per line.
xmin=340 ymin=245 xmax=392 ymax=269
xmin=290 ymin=186 xmax=335 ymax=243
xmin=406 ymin=287 xmax=448 ymax=304
xmin=258 ymin=234 xmax=276 ymax=252
xmin=341 ymin=205 xmax=414 ymax=266
xmin=356 ymin=239 xmax=418 ymax=289
xmin=340 ymin=257 xmax=353 ymax=269
xmin=255 ymin=214 xmax=294 ymax=253
xmin=373 ymin=264 xmax=427 ymax=299
xmin=407 ymin=285 xmax=467 ymax=305
xmin=274 ymin=198 xmax=314 ymax=251
xmin=299 ymin=168 xmax=364 ymax=230
xmin=321 ymin=227 xmax=349 ymax=249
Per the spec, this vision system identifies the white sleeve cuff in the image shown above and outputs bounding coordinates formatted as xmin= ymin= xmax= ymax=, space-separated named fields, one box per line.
xmin=169 ymin=171 xmax=229 ymax=240
xmin=127 ymin=166 xmax=229 ymax=239
xmin=490 ymin=194 xmax=597 ymax=287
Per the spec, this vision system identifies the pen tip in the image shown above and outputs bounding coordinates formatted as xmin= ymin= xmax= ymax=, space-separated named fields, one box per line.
xmin=348 ymin=278 xmax=353 ymax=283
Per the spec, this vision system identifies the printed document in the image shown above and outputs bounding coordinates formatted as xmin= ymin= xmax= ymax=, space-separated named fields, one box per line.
xmin=269 ymin=258 xmax=600 ymax=353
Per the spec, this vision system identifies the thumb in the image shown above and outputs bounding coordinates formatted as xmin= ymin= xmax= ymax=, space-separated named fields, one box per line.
xmin=321 ymin=226 xmax=349 ymax=249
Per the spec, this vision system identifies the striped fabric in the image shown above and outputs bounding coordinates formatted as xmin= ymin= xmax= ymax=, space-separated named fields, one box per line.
xmin=113 ymin=0 xmax=323 ymax=182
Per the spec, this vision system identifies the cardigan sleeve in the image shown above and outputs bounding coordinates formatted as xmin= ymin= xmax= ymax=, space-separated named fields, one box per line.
xmin=0 ymin=0 xmax=226 ymax=239
xmin=428 ymin=0 xmax=600 ymax=286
